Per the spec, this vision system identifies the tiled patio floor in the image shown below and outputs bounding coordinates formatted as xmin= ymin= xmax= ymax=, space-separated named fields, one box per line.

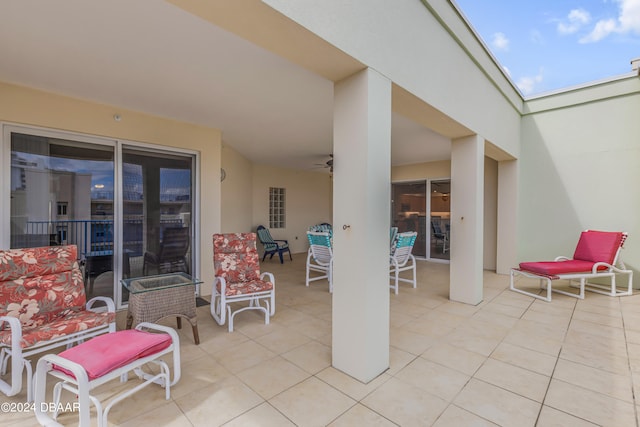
xmin=5 ymin=255 xmax=640 ymax=426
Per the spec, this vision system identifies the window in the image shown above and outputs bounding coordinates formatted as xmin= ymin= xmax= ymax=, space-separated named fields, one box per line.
xmin=269 ymin=187 xmax=286 ymax=229
xmin=57 ymin=202 xmax=68 ymax=216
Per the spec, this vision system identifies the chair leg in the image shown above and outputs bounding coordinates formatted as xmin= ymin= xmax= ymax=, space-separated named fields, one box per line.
xmin=278 ymin=250 xmax=284 ymax=264
xmin=288 ymin=249 xmax=292 ymax=261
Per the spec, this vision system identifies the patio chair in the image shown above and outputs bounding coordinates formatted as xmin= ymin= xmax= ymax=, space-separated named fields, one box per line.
xmin=309 ymin=222 xmax=333 ymax=238
xmin=389 ymin=231 xmax=418 ymax=294
xmin=256 ymin=225 xmax=292 ymax=264
xmin=390 ymin=226 xmax=398 ymax=255
xmin=431 ymin=221 xmax=449 ymax=254
xmin=510 ymin=230 xmax=633 ymax=302
xmin=143 ymin=227 xmax=190 ymax=275
xmin=211 ymin=233 xmax=275 ymax=332
xmin=306 ymin=231 xmax=334 ymax=293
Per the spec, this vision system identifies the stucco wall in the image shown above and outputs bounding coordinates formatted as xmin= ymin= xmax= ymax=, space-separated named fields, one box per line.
xmin=263 ymin=0 xmax=521 ymax=156
xmin=252 ymin=165 xmax=332 ymax=255
xmin=519 ymin=80 xmax=639 ymax=277
xmin=221 ymin=144 xmax=253 ymax=233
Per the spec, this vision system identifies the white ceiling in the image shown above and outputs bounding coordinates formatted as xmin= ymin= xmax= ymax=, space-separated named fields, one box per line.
xmin=0 ymin=0 xmax=451 ymax=171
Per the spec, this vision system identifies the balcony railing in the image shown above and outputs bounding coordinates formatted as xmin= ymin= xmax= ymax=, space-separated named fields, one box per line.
xmin=13 ymin=219 xmax=183 ymax=256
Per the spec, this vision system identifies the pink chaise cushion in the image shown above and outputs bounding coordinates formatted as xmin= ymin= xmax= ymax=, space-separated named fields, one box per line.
xmin=572 ymin=230 xmax=623 ymax=264
xmin=54 ymin=330 xmax=172 ymax=380
xmin=519 ymin=259 xmax=603 ymax=276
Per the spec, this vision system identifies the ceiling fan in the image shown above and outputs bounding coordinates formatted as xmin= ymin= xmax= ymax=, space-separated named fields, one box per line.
xmin=312 ymin=154 xmax=333 ymax=173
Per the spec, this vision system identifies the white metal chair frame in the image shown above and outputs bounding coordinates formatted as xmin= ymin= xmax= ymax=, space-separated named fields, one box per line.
xmin=390 ymin=231 xmax=418 ymax=294
xmin=510 ymin=231 xmax=633 ymax=302
xmin=306 ymin=231 xmax=334 ymax=293
xmin=34 ymin=323 xmax=180 ymax=427
xmin=210 ymin=233 xmax=276 ymax=332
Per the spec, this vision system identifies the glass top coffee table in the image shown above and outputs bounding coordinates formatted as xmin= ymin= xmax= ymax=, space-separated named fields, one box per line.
xmin=121 ymin=272 xmax=203 ymax=345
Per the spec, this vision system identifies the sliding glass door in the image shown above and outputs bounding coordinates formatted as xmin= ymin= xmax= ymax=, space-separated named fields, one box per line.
xmin=429 ymin=179 xmax=450 ymax=261
xmin=9 ymin=131 xmax=116 ymax=300
xmin=121 ymin=147 xmax=194 ymax=303
xmin=391 ymin=181 xmax=426 ymax=257
xmin=6 ymin=126 xmax=196 ymax=308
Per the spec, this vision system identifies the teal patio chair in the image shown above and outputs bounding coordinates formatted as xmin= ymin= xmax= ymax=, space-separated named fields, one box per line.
xmin=306 ymin=231 xmax=333 ymax=293
xmin=256 ymin=225 xmax=292 ymax=264
xmin=389 ymin=231 xmax=417 ymax=294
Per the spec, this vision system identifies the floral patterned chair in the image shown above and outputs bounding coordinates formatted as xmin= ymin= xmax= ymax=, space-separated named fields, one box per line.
xmin=210 ymin=233 xmax=275 ymax=332
xmin=0 ymin=245 xmax=116 ymax=401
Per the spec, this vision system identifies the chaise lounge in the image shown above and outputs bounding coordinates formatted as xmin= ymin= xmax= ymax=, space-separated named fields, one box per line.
xmin=510 ymin=230 xmax=633 ymax=302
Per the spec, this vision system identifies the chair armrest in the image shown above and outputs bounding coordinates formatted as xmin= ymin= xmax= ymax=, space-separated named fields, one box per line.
xmin=274 ymin=239 xmax=289 ymax=244
xmin=0 ymin=316 xmax=23 ymax=350
xmin=86 ymin=296 xmax=116 ymax=313
xmin=214 ymin=276 xmax=226 ymax=293
xmin=554 ymin=256 xmax=571 ymax=261
xmin=260 ymin=272 xmax=275 ymax=285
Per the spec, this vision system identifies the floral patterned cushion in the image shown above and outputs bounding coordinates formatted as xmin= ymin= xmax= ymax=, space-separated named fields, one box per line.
xmin=0 ymin=245 xmax=90 ymax=331
xmin=213 ymin=233 xmax=261 ymax=283
xmin=0 ymin=309 xmax=115 ymax=349
xmin=216 ymin=279 xmax=274 ymax=296
xmin=0 ymin=245 xmax=78 ymax=281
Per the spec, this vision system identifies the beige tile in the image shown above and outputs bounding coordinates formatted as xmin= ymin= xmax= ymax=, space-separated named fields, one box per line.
xmin=502 ymin=327 xmax=562 ymax=357
xmin=454 ymin=378 xmax=540 ymax=427
xmin=481 ymin=301 xmax=529 ymax=319
xmin=222 ymin=402 xmax=296 ymax=426
xmin=560 ymin=342 xmax=631 ymax=375
xmin=563 ymin=329 xmax=628 ymax=358
xmin=536 ymin=405 xmax=599 ymax=427
xmin=281 ymin=340 xmax=332 ymax=374
xmin=211 ymin=340 xmax=277 ymax=373
xmin=176 ymin=376 xmax=264 ymax=426
xmin=316 ymin=367 xmax=391 ymax=401
xmin=236 ymin=355 xmax=310 ymax=399
xmin=387 ymin=346 xmax=417 ymax=375
xmin=432 ymin=405 xmax=499 ymax=427
xmin=328 ymin=403 xmax=397 ymax=427
xmin=422 ymin=342 xmax=487 ymax=376
xmin=491 ymin=341 xmax=557 ymax=376
xmin=269 ymin=377 xmax=355 ymax=427
xmin=287 ymin=316 xmax=332 ymax=340
xmin=160 ymin=365 xmax=225 ymax=401
xmin=474 ymin=358 xmax=550 ymax=402
xmin=471 ymin=309 xmax=519 ymax=328
xmin=395 ymin=358 xmax=470 ymax=402
xmin=361 ymin=377 xmax=448 ymax=426
xmin=445 ymin=320 xmax=510 ymax=356
xmin=254 ymin=327 xmax=312 ymax=354
xmin=390 ymin=327 xmax=437 ymax=355
xmin=552 ymin=358 xmax=633 ymax=403
xmin=117 ymin=401 xmax=193 ymax=427
xmin=545 ymin=379 xmax=636 ymax=426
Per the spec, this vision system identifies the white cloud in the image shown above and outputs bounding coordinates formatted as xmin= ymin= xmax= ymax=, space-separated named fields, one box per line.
xmin=491 ymin=32 xmax=509 ymax=51
xmin=516 ymin=70 xmax=544 ymax=95
xmin=557 ymin=8 xmax=591 ymax=34
xmin=530 ymin=29 xmax=544 ymax=44
xmin=580 ymin=0 xmax=640 ymax=43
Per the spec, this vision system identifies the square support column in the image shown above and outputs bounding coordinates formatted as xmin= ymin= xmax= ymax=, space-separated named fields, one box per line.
xmin=450 ymin=135 xmax=484 ymax=305
xmin=496 ymin=159 xmax=518 ymax=275
xmin=332 ymin=68 xmax=391 ymax=383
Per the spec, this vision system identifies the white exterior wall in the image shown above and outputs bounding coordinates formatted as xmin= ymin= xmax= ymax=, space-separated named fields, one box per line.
xmin=262 ymin=0 xmax=521 ymax=156
xmin=519 ymin=78 xmax=640 ymax=276
xmin=252 ymin=164 xmax=332 ymax=254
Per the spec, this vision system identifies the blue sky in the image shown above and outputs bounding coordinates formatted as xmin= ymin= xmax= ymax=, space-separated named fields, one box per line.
xmin=455 ymin=0 xmax=640 ymax=96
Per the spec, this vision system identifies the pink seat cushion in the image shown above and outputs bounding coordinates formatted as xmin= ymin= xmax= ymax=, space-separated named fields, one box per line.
xmin=573 ymin=231 xmax=623 ymax=264
xmin=519 ymin=259 xmax=602 ymax=276
xmin=54 ymin=330 xmax=172 ymax=380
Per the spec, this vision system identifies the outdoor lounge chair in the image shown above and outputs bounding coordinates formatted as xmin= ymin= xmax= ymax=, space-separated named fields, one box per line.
xmin=510 ymin=230 xmax=633 ymax=302
xmin=256 ymin=225 xmax=292 ymax=264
